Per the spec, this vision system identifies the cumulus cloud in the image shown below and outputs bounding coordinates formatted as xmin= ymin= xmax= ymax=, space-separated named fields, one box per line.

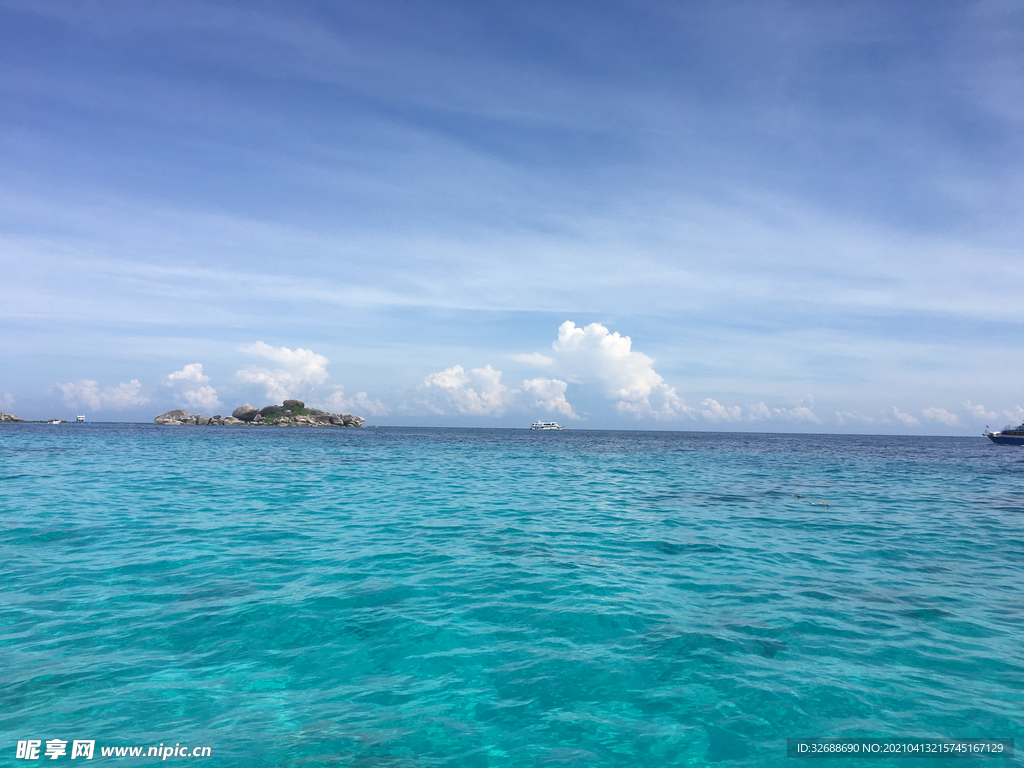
xmin=552 ymin=321 xmax=691 ymax=418
xmin=523 ymin=377 xmax=577 ymax=418
xmin=785 ymin=406 xmax=820 ymax=423
xmin=748 ymin=402 xmax=771 ymax=420
xmin=423 ymin=321 xmax=828 ymax=425
xmin=615 ymin=387 xmax=691 ymax=419
xmin=1003 ymin=405 xmax=1024 ymax=423
xmin=58 ymin=379 xmax=148 ymax=411
xmin=964 ymin=400 xmax=997 ymax=421
xmin=181 ymin=385 xmax=221 ymax=411
xmin=553 ymin=321 xmax=659 ymax=400
xmin=323 ymin=389 xmax=390 ymax=416
xmin=427 ymin=321 xmax=815 ymax=423
xmin=747 ymin=401 xmax=821 ymax=423
xmin=700 ymin=398 xmax=742 ymax=422
xmin=423 ymin=364 xmax=512 ymax=416
xmin=891 ymin=406 xmax=919 ymax=426
xmin=835 ymin=410 xmax=875 ymax=426
xmin=165 ymin=363 xmax=208 ymax=385
xmin=1 ymin=392 xmax=13 ymax=410
xmin=922 ymin=407 xmax=958 ymax=426
xmin=164 ymin=363 xmax=220 ymax=410
xmin=236 ymin=342 xmax=330 ymax=401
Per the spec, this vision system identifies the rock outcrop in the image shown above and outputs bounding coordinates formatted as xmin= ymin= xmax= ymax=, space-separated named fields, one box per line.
xmin=0 ymin=412 xmax=24 ymax=422
xmin=154 ymin=409 xmax=192 ymax=425
xmin=154 ymin=403 xmax=366 ymax=428
xmin=232 ymin=404 xmax=259 ymax=422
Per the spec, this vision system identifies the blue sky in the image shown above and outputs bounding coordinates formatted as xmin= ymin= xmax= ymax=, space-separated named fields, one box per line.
xmin=2 ymin=0 xmax=1022 ymax=432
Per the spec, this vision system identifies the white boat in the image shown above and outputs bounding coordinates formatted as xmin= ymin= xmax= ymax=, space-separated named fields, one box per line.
xmin=76 ymin=415 xmax=85 ymax=423
xmin=530 ymin=421 xmax=562 ymax=430
xmin=47 ymin=419 xmax=63 ymax=424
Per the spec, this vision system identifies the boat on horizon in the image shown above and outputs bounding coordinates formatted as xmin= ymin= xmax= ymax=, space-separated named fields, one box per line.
xmin=530 ymin=421 xmax=562 ymax=430
xmin=984 ymin=422 xmax=1024 ymax=445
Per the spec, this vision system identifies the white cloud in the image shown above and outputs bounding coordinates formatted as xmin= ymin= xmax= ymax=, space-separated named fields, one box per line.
xmin=347 ymin=392 xmax=390 ymax=417
xmin=165 ymin=363 xmax=209 ymax=385
xmin=103 ymin=380 xmax=148 ymax=409
xmin=164 ymin=363 xmax=220 ymax=411
xmin=423 ymin=364 xmax=512 ymax=416
xmin=412 ymin=398 xmax=446 ymax=416
xmin=426 ymin=365 xmax=470 ymax=391
xmin=419 ymin=321 xmax=689 ymax=420
xmin=891 ymin=406 xmax=919 ymax=426
xmin=747 ymin=401 xmax=821 ymax=423
xmin=1 ymin=392 xmax=13 ymax=410
xmin=511 ymin=352 xmax=555 ymax=367
xmin=323 ymin=389 xmax=390 ymax=416
xmin=748 ymin=402 xmax=771 ymax=420
xmin=57 ymin=379 xmax=148 ymax=411
xmin=553 ymin=321 xmax=659 ymax=400
xmin=700 ymin=398 xmax=742 ymax=422
xmin=236 ymin=371 xmax=288 ymax=402
xmin=785 ymin=406 xmax=820 ymax=423
xmin=552 ymin=321 xmax=691 ymax=418
xmin=522 ymin=377 xmax=577 ymax=419
xmin=964 ymin=400 xmax=997 ymax=421
xmin=835 ymin=410 xmax=874 ymax=425
xmin=236 ymin=341 xmax=330 ymax=402
xmin=59 ymin=381 xmax=102 ymax=410
xmin=1003 ymin=405 xmax=1024 ymax=424
xmin=181 ymin=385 xmax=221 ymax=411
xmin=922 ymin=407 xmax=958 ymax=426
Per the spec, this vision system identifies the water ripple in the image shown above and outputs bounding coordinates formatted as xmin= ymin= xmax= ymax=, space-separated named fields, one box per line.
xmin=1 ymin=425 xmax=1022 ymax=766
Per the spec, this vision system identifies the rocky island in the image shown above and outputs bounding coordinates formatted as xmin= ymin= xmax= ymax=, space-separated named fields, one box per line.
xmin=1 ymin=412 xmax=24 ymax=422
xmin=154 ymin=399 xmax=366 ymax=428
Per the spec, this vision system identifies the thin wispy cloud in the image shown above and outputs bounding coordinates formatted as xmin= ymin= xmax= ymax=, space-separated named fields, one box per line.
xmin=511 ymin=353 xmax=555 ymax=367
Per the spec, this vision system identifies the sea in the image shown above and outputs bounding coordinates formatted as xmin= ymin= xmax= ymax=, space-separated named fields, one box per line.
xmin=2 ymin=424 xmax=1022 ymax=767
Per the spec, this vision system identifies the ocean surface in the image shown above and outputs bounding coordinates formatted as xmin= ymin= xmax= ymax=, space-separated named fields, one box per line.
xmin=2 ymin=425 xmax=1022 ymax=766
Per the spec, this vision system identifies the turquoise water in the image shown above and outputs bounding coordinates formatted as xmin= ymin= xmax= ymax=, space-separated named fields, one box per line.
xmin=2 ymin=425 xmax=1022 ymax=766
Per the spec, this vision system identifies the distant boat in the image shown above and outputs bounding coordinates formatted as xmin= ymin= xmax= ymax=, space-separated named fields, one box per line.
xmin=76 ymin=415 xmax=85 ymax=423
xmin=47 ymin=419 xmax=63 ymax=424
xmin=984 ymin=422 xmax=1024 ymax=445
xmin=530 ymin=421 xmax=562 ymax=430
